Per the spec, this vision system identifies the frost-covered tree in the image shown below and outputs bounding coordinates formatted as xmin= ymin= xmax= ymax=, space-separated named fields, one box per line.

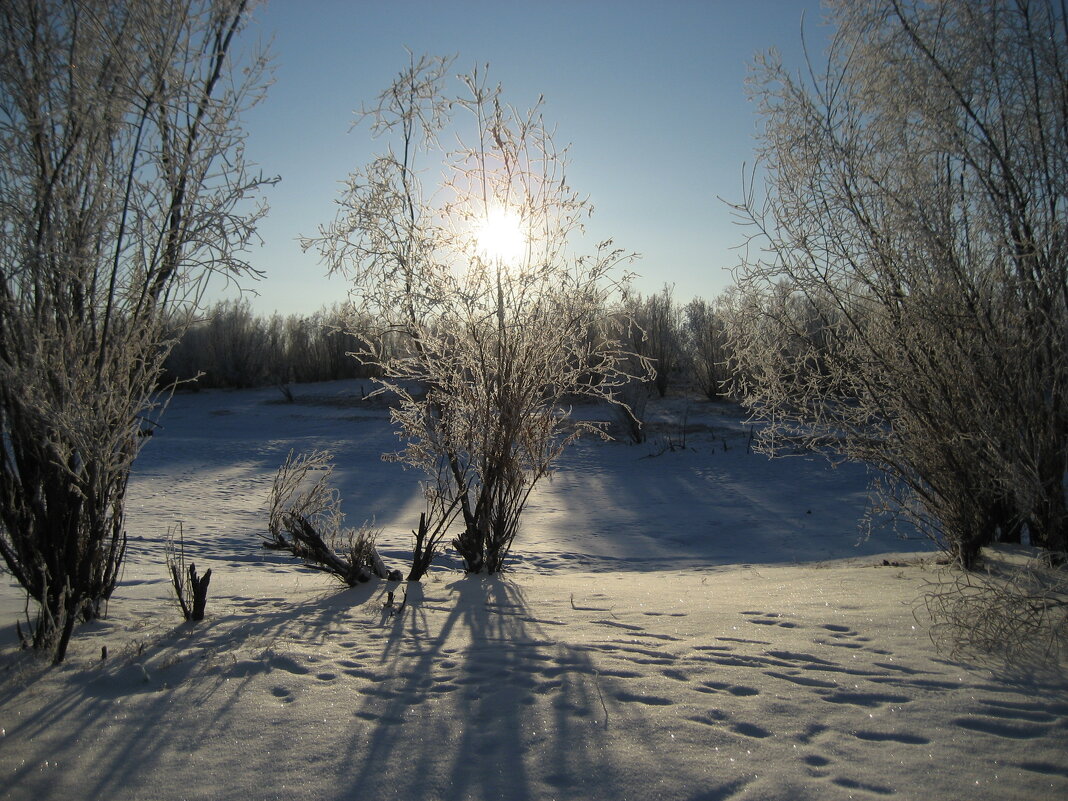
xmin=683 ymin=296 xmax=731 ymax=400
xmin=306 ymin=54 xmax=650 ymax=574
xmin=0 ymin=0 xmax=273 ymax=662
xmin=628 ymin=285 xmax=683 ymax=398
xmin=731 ymin=0 xmax=1068 ymax=568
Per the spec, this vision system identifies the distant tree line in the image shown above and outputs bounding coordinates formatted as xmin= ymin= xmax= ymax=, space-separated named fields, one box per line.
xmin=167 ymin=289 xmax=742 ymax=399
xmin=162 ymin=300 xmax=380 ymax=389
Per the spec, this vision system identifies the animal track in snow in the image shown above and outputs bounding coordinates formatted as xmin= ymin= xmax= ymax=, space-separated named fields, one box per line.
xmin=831 ymin=777 xmax=896 ymax=796
xmin=696 ymin=680 xmax=760 ymax=697
xmin=266 ymin=654 xmax=309 ymax=676
xmin=685 ymin=707 xmax=772 ymax=741
xmin=661 ymin=668 xmax=690 ymax=682
xmin=633 ymin=632 xmax=683 ymax=642
xmin=978 ymin=698 xmax=1062 ymax=723
xmin=342 ymin=667 xmax=386 ymax=682
xmin=795 ymin=723 xmax=830 ymax=744
xmin=270 ymin=685 xmax=294 ymax=703
xmin=820 ymin=639 xmax=865 ymax=650
xmin=731 ymin=721 xmax=772 ymax=739
xmin=686 ymin=708 xmax=729 ymax=726
xmin=821 ymin=691 xmax=911 ymax=708
xmin=744 ymin=610 xmax=799 ymax=629
xmin=593 ymin=668 xmax=644 ymax=679
xmin=612 ymin=690 xmax=674 ymax=706
xmin=952 ymin=716 xmax=1053 ymax=740
xmin=1013 ymin=760 xmax=1066 ymax=776
xmin=592 ymin=619 xmax=643 ymax=631
xmin=354 ymin=710 xmax=404 ymax=725
xmin=851 ymin=730 xmax=929 ymax=745
xmin=764 ymin=671 xmax=839 ymax=690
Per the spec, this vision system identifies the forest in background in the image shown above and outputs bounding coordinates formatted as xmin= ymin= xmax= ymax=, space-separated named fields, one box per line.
xmin=163 ymin=287 xmax=732 ymax=398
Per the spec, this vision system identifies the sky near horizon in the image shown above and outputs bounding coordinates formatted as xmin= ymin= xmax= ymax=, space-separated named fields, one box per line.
xmin=233 ymin=0 xmax=829 ymax=316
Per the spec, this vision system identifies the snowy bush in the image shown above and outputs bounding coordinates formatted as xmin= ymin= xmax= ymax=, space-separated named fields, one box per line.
xmin=265 ymin=450 xmax=390 ymax=585
xmin=304 ymin=55 xmax=652 ymax=573
xmin=0 ymin=0 xmax=273 ymax=662
xmin=729 ymin=0 xmax=1068 ymax=569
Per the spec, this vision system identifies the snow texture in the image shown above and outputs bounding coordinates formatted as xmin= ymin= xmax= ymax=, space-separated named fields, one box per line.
xmin=1 ymin=380 xmax=1065 ymax=800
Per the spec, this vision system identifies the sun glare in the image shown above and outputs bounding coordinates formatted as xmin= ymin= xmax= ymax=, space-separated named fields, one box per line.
xmin=475 ymin=207 xmax=525 ymax=265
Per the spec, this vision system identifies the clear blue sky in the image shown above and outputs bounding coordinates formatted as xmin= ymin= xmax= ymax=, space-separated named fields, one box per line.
xmin=233 ymin=0 xmax=829 ymax=316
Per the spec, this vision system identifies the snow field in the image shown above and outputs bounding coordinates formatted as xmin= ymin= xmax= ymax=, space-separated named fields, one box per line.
xmin=1 ymin=380 xmax=1065 ymax=800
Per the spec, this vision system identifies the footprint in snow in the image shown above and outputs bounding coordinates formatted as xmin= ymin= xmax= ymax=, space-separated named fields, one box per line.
xmin=267 ymin=654 xmax=309 ymax=675
xmin=852 ymin=730 xmax=929 ymax=745
xmin=270 ymin=685 xmax=294 ymax=703
xmin=731 ymin=721 xmax=772 ymax=739
xmin=612 ymin=690 xmax=674 ymax=706
xmin=831 ymin=777 xmax=896 ymax=796
xmin=686 ymin=708 xmax=729 ymax=726
xmin=592 ymin=618 xmax=643 ymax=631
xmin=952 ymin=716 xmax=1053 ymax=739
xmin=696 ymin=680 xmax=760 ymax=697
xmin=821 ymin=691 xmax=911 ymax=708
xmin=764 ymin=670 xmax=839 ymax=690
xmin=746 ymin=612 xmax=799 ymax=628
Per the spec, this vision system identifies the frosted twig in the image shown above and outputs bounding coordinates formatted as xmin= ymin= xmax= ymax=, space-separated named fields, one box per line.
xmin=593 ymin=669 xmax=609 ymax=729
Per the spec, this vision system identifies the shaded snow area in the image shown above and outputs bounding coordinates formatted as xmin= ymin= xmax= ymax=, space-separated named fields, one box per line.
xmin=1 ymin=380 xmax=1066 ymax=800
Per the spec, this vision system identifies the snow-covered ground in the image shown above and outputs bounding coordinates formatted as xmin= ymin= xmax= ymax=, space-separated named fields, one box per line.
xmin=1 ymin=380 xmax=1065 ymax=800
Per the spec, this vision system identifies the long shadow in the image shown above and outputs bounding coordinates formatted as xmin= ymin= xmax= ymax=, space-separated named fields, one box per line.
xmin=0 ymin=581 xmax=378 ymax=801
xmin=341 ymin=577 xmax=632 ymax=801
xmin=514 ymin=428 xmax=933 ymax=572
xmin=10 ymin=572 xmax=1064 ymax=801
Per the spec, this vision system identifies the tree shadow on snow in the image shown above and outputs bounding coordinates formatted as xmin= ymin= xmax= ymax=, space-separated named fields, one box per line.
xmin=341 ymin=576 xmax=638 ymax=801
xmin=0 ymin=580 xmax=379 ymax=801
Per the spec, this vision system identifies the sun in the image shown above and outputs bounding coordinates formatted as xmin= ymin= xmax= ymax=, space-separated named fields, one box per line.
xmin=475 ymin=206 xmax=525 ymax=265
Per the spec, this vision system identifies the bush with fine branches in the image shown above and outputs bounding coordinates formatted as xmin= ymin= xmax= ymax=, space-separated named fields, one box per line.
xmin=924 ymin=553 xmax=1068 ymax=667
xmin=0 ymin=0 xmax=273 ymax=662
xmin=304 ymin=54 xmax=651 ymax=573
xmin=729 ymin=0 xmax=1068 ymax=570
xmin=265 ymin=450 xmax=386 ymax=585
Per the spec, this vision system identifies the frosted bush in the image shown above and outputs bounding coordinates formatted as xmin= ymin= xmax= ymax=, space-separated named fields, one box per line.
xmin=304 ymin=55 xmax=652 ymax=573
